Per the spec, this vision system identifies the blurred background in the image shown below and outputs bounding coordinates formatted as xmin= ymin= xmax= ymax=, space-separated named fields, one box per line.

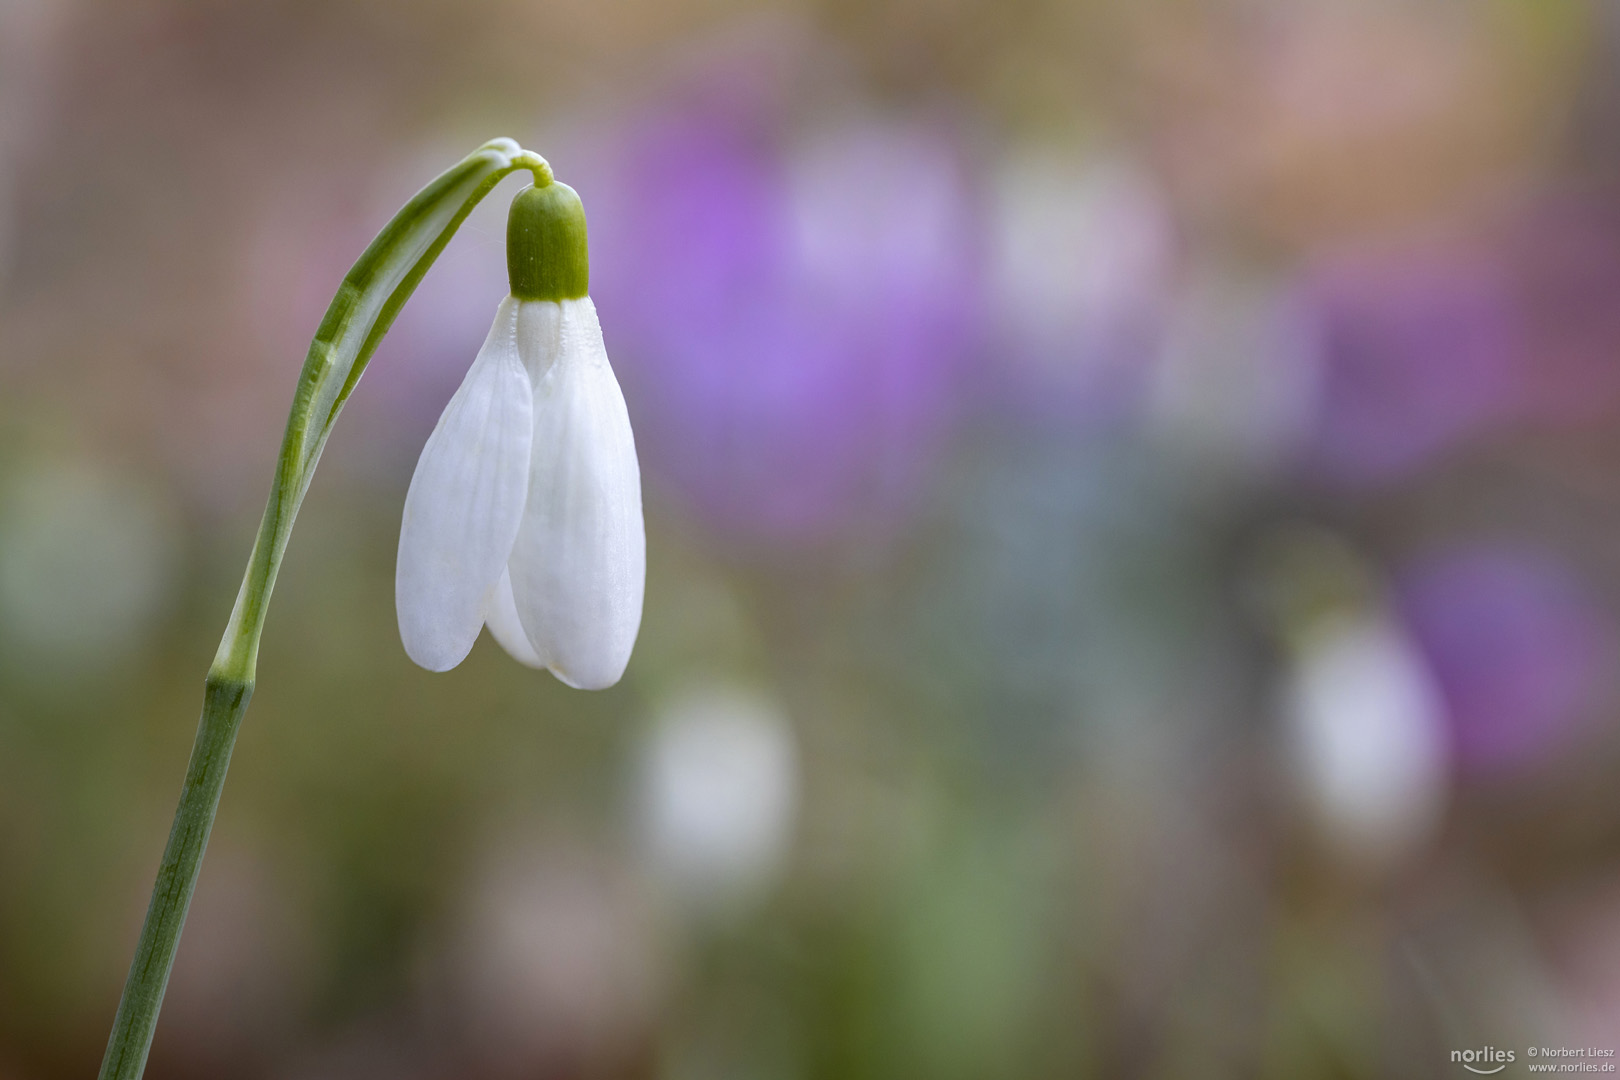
xmin=3 ymin=0 xmax=1620 ymax=1076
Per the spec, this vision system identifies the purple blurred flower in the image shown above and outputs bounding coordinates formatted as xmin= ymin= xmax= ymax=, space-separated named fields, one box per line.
xmin=1500 ymin=193 xmax=1620 ymax=424
xmin=1299 ymin=247 xmax=1523 ymax=487
xmin=1397 ymin=546 xmax=1614 ymax=776
xmin=1293 ymin=193 xmax=1620 ymax=489
xmin=582 ymin=99 xmax=982 ymax=542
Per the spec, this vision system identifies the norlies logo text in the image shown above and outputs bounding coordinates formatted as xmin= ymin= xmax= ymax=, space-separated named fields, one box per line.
xmin=1453 ymin=1047 xmax=1516 ymax=1074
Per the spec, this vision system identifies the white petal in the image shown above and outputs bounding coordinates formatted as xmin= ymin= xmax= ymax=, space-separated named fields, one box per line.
xmin=396 ymin=297 xmax=534 ymax=671
xmin=482 ymin=566 xmax=547 ymax=668
xmin=507 ymin=296 xmax=645 ymax=689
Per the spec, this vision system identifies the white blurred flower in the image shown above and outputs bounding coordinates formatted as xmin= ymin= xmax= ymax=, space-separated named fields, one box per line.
xmin=636 ymin=685 xmax=800 ymax=908
xmin=1284 ymin=612 xmax=1449 ymax=869
xmin=395 ymin=183 xmax=644 ymax=689
xmin=990 ymin=149 xmax=1172 ymax=394
xmin=1258 ymin=526 xmax=1450 ymax=870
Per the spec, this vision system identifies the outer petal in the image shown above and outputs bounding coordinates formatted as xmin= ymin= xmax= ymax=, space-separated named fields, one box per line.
xmin=507 ymin=297 xmax=646 ymax=689
xmin=397 ymin=297 xmax=534 ymax=670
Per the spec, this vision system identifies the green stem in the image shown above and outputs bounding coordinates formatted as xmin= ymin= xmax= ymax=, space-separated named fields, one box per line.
xmin=96 ymin=138 xmax=548 ymax=1080
xmin=95 ymin=677 xmax=251 ymax=1080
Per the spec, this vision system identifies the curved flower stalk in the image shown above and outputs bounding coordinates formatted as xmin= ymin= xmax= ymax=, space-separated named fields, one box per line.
xmin=211 ymin=138 xmax=551 ymax=685
xmin=97 ymin=139 xmax=613 ymax=1080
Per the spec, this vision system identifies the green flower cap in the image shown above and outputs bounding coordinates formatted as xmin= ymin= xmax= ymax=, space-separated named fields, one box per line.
xmin=507 ymin=180 xmax=590 ymax=302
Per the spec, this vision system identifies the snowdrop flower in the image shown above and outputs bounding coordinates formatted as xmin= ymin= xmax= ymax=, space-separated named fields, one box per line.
xmin=397 ymin=179 xmax=644 ymax=688
xmin=634 ymin=683 xmax=799 ymax=909
xmin=1284 ymin=609 xmax=1448 ymax=869
xmin=1257 ymin=527 xmax=1448 ymax=871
